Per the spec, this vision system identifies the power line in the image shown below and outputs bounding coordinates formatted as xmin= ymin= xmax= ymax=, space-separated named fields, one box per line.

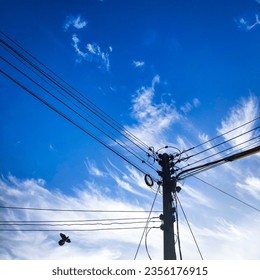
xmin=176 ymin=195 xmax=203 ymax=260
xmin=183 ymin=116 xmax=260 ymax=155
xmin=185 ymin=126 xmax=259 ymax=162
xmin=174 ymin=195 xmax=182 ymax=260
xmin=1 ymin=70 xmax=158 ymax=179
xmin=0 ymin=33 xmax=155 ymax=160
xmin=177 ymin=145 xmax=260 ymax=180
xmin=1 ymin=35 xmax=161 ymax=176
xmin=0 ymin=31 xmax=152 ymax=153
xmin=193 ymin=176 xmax=260 ymax=213
xmin=0 ymin=220 xmax=161 ymax=227
xmin=0 ymin=226 xmax=160 ymax=232
xmin=1 ymin=56 xmax=158 ymax=173
xmin=0 ymin=217 xmax=160 ymax=223
xmin=184 ymin=133 xmax=260 ymax=168
xmin=0 ymin=205 xmax=161 ymax=213
xmin=134 ymin=184 xmax=161 ymax=260
xmin=144 ymin=226 xmax=153 ymax=260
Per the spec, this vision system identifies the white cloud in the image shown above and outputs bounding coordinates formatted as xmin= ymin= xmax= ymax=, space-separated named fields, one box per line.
xmin=180 ymin=102 xmax=193 ymax=114
xmin=72 ymin=34 xmax=88 ymax=61
xmin=193 ymin=98 xmax=200 ymax=108
xmin=127 ymin=75 xmax=181 ymax=148
xmin=132 ymin=60 xmax=145 ymax=68
xmin=85 ymin=42 xmax=111 ymax=71
xmin=85 ymin=158 xmax=106 ymax=177
xmin=180 ymin=98 xmax=200 ymax=114
xmin=2 ymin=171 xmax=260 ymax=260
xmin=86 ymin=43 xmax=99 ymax=55
xmin=217 ymin=95 xmax=259 ymax=148
xmin=181 ymin=184 xmax=214 ymax=209
xmin=64 ymin=16 xmax=87 ymax=31
xmin=237 ymin=14 xmax=260 ymax=31
xmin=71 ymin=36 xmax=111 ymax=71
xmin=0 ymin=175 xmax=160 ymax=260
xmin=237 ymin=176 xmax=260 ymax=200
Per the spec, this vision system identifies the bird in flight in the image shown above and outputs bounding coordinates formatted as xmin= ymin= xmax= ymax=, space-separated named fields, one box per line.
xmin=58 ymin=233 xmax=71 ymax=246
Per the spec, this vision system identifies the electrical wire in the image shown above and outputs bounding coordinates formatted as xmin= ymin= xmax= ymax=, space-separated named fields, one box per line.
xmin=0 ymin=220 xmax=161 ymax=227
xmin=184 ymin=133 xmax=260 ymax=168
xmin=0 ymin=33 xmax=156 ymax=160
xmin=182 ymin=116 xmax=260 ymax=155
xmin=173 ymin=195 xmax=182 ymax=260
xmin=1 ymin=70 xmax=159 ymax=180
xmin=185 ymin=126 xmax=259 ymax=163
xmin=193 ymin=176 xmax=260 ymax=213
xmin=0 ymin=217 xmax=160 ymax=223
xmin=0 ymin=205 xmax=161 ymax=213
xmin=133 ymin=184 xmax=161 ymax=260
xmin=1 ymin=56 xmax=158 ymax=173
xmin=144 ymin=226 xmax=153 ymax=260
xmin=0 ymin=52 xmax=153 ymax=166
xmin=0 ymin=226 xmax=160 ymax=232
xmin=176 ymin=195 xmax=204 ymax=260
xmin=1 ymin=31 xmax=152 ymax=153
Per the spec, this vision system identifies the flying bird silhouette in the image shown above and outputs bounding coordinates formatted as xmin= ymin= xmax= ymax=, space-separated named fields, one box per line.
xmin=58 ymin=233 xmax=71 ymax=246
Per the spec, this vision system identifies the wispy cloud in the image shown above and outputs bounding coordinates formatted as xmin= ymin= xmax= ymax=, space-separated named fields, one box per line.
xmin=132 ymin=60 xmax=145 ymax=68
xmin=72 ymin=34 xmax=88 ymax=61
xmin=85 ymin=158 xmax=106 ymax=177
xmin=64 ymin=15 xmax=87 ymax=31
xmin=86 ymin=42 xmax=111 ymax=71
xmin=64 ymin=15 xmax=112 ymax=71
xmin=237 ymin=176 xmax=260 ymax=200
xmin=127 ymin=75 xmax=181 ymax=148
xmin=180 ymin=98 xmax=200 ymax=114
xmin=71 ymin=34 xmax=112 ymax=71
xmin=217 ymin=95 xmax=259 ymax=148
xmin=181 ymin=184 xmax=214 ymax=209
xmin=237 ymin=14 xmax=260 ymax=31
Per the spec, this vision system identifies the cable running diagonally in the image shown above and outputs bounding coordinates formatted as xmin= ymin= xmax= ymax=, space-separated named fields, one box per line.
xmin=176 ymin=195 xmax=203 ymax=260
xmin=182 ymin=124 xmax=259 ymax=164
xmin=1 ymin=70 xmax=159 ymax=180
xmin=0 ymin=33 xmax=155 ymax=160
xmin=193 ymin=176 xmax=260 ymax=213
xmin=1 ymin=56 xmax=158 ymax=173
xmin=182 ymin=116 xmax=260 ymax=156
xmin=184 ymin=132 xmax=260 ymax=168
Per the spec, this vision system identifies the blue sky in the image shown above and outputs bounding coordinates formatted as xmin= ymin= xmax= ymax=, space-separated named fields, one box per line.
xmin=0 ymin=0 xmax=260 ymax=260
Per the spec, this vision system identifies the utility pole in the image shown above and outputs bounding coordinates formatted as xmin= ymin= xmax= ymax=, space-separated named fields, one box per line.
xmin=158 ymin=153 xmax=177 ymax=260
xmin=156 ymin=145 xmax=260 ymax=260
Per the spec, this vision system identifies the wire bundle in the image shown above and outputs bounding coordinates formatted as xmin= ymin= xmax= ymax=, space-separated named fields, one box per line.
xmin=0 ymin=31 xmax=159 ymax=181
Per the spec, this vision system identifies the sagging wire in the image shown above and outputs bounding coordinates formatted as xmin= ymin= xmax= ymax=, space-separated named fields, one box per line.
xmin=145 ymin=221 xmax=153 ymax=260
xmin=134 ymin=183 xmax=160 ymax=260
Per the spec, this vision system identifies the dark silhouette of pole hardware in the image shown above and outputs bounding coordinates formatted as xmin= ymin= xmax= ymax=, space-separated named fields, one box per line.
xmin=158 ymin=153 xmax=177 ymax=260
